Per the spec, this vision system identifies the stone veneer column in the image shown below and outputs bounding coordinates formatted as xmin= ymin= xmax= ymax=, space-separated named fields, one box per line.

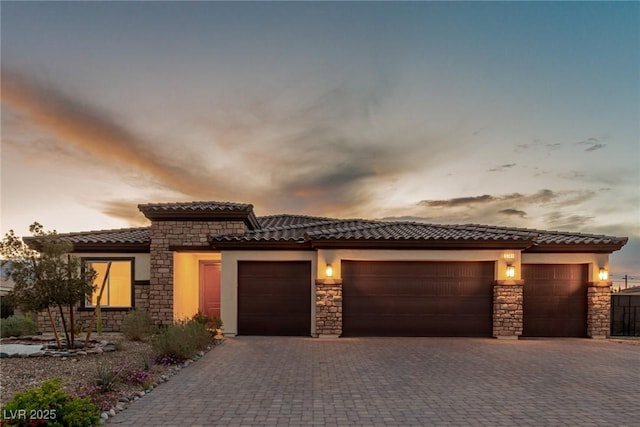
xmin=148 ymin=220 xmax=246 ymax=326
xmin=315 ymin=279 xmax=343 ymax=338
xmin=493 ymin=281 xmax=523 ymax=339
xmin=587 ymin=282 xmax=611 ymax=339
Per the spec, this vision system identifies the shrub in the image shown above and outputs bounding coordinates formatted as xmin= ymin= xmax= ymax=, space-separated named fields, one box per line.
xmin=123 ymin=368 xmax=152 ymax=388
xmin=96 ymin=361 xmax=121 ymax=393
xmin=1 ymin=378 xmax=99 ymax=427
xmin=74 ymin=385 xmax=118 ymax=413
xmin=151 ymin=319 xmax=211 ymax=362
xmin=0 ymin=315 xmax=39 ymax=338
xmin=1 ymin=297 xmax=14 ymax=318
xmin=192 ymin=311 xmax=223 ymax=331
xmin=121 ymin=309 xmax=156 ymax=341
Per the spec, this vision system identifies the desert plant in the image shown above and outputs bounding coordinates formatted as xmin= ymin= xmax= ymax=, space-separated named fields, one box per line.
xmin=123 ymin=368 xmax=153 ymax=388
xmin=95 ymin=361 xmax=121 ymax=393
xmin=151 ymin=319 xmax=211 ymax=362
xmin=192 ymin=311 xmax=223 ymax=331
xmin=1 ymin=378 xmax=99 ymax=427
xmin=121 ymin=309 xmax=156 ymax=341
xmin=0 ymin=315 xmax=39 ymax=338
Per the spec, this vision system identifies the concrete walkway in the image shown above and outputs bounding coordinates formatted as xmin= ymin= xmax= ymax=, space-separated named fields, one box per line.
xmin=110 ymin=337 xmax=640 ymax=426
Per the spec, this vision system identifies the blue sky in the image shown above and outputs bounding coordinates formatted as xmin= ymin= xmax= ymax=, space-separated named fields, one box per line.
xmin=1 ymin=2 xmax=639 ymax=280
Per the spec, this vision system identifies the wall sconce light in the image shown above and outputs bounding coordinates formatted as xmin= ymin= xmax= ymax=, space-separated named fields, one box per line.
xmin=325 ymin=264 xmax=333 ymax=278
xmin=506 ymin=265 xmax=516 ymax=279
xmin=598 ymin=268 xmax=609 ymax=281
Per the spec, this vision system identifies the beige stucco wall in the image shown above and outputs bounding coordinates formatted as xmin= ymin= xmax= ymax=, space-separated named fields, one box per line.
xmin=73 ymin=253 xmax=151 ymax=281
xmin=220 ymin=251 xmax=316 ymax=336
xmin=316 ymin=249 xmax=517 ymax=280
xmin=173 ymin=252 xmax=221 ymax=320
xmin=521 ymin=253 xmax=609 ymax=283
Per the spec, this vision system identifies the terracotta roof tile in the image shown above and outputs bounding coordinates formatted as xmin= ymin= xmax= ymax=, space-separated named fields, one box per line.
xmin=138 ymin=201 xmax=252 ymax=213
xmin=58 ymin=227 xmax=151 ymax=244
xmin=41 ymin=213 xmax=627 ymax=252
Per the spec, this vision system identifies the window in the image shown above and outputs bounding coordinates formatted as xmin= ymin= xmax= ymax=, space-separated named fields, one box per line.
xmin=85 ymin=260 xmax=132 ymax=308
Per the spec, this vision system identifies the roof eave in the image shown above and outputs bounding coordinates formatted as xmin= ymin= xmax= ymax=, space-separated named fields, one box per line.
xmin=139 ymin=210 xmax=260 ymax=230
xmin=72 ymin=243 xmax=150 ymax=253
xmin=211 ymin=240 xmax=312 ymax=250
xmin=525 ymin=242 xmax=628 ymax=254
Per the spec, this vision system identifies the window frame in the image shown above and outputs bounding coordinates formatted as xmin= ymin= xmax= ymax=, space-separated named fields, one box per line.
xmin=81 ymin=257 xmax=136 ymax=310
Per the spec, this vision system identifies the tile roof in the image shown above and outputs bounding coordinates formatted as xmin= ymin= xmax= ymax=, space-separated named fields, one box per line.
xmin=57 ymin=227 xmax=151 ymax=244
xmin=138 ymin=200 xmax=260 ymax=229
xmin=212 ymin=217 xmax=539 ymax=245
xmin=138 ymin=201 xmax=253 ymax=213
xmin=44 ymin=213 xmax=627 ymax=252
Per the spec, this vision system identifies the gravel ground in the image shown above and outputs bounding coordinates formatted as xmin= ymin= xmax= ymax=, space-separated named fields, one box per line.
xmin=0 ymin=334 xmax=172 ymax=407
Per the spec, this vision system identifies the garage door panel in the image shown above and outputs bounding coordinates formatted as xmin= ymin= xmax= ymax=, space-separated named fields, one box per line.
xmin=522 ymin=264 xmax=587 ymax=337
xmin=238 ymin=261 xmax=311 ymax=336
xmin=342 ymin=261 xmax=494 ymax=337
xmin=345 ymin=314 xmax=491 ymax=337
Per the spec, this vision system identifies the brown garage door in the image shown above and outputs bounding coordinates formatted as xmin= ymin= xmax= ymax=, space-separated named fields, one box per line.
xmin=342 ymin=261 xmax=494 ymax=337
xmin=238 ymin=261 xmax=311 ymax=336
xmin=522 ymin=264 xmax=588 ymax=337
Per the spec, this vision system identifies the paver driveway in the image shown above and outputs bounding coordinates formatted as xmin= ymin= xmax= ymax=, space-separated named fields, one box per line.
xmin=110 ymin=337 xmax=639 ymax=426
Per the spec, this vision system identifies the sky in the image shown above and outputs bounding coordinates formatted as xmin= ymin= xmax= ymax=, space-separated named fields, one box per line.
xmin=1 ymin=2 xmax=639 ymax=281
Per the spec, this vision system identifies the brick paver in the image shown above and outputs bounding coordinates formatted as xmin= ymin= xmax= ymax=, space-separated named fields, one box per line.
xmin=110 ymin=337 xmax=639 ymax=426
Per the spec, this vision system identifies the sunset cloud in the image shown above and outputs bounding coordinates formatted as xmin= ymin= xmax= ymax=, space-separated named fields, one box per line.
xmin=1 ymin=69 xmax=235 ymax=200
xmin=498 ymin=209 xmax=527 ymax=218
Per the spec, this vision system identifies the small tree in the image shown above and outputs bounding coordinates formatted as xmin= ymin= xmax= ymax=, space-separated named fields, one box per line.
xmin=0 ymin=223 xmax=97 ymax=348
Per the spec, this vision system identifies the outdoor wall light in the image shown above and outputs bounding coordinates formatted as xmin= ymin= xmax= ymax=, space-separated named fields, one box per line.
xmin=506 ymin=265 xmax=516 ymax=279
xmin=598 ymin=268 xmax=609 ymax=281
xmin=325 ymin=264 xmax=333 ymax=278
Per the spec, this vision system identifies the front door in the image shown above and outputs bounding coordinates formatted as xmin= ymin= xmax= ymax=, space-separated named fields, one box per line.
xmin=199 ymin=261 xmax=221 ymax=319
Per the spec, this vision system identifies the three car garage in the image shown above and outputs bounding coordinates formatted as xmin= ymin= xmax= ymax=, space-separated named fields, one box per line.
xmin=235 ymin=260 xmax=590 ymax=338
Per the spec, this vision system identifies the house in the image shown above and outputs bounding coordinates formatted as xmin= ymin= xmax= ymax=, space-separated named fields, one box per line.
xmin=31 ymin=201 xmax=627 ymax=339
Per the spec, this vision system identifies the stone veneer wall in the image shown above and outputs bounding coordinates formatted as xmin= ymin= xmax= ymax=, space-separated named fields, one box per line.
xmin=315 ymin=279 xmax=343 ymax=337
xmin=493 ymin=283 xmax=523 ymax=338
xmin=148 ymin=220 xmax=245 ymax=326
xmin=35 ymin=281 xmax=150 ymax=333
xmin=587 ymin=284 xmax=611 ymax=338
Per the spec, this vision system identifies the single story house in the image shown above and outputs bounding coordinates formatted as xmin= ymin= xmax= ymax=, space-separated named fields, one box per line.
xmin=32 ymin=201 xmax=627 ymax=339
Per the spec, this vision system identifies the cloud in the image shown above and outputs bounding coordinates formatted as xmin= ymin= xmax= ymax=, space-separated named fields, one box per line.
xmin=419 ymin=189 xmax=557 ymax=209
xmin=98 ymin=200 xmax=151 ymax=227
xmin=488 ymin=163 xmax=516 ymax=172
xmin=4 ymin=69 xmax=459 ymax=221
xmin=515 ymin=139 xmax=563 ymax=154
xmin=544 ymin=211 xmax=594 ymax=230
xmin=577 ymin=137 xmax=607 ymax=152
xmin=1 ymin=69 xmax=237 ymax=200
xmin=585 ymin=143 xmax=606 ymax=152
xmin=420 ymin=195 xmax=495 ymax=208
xmin=498 ymin=209 xmax=527 ymax=218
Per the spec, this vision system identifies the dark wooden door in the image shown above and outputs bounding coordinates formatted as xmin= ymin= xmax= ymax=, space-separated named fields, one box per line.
xmin=522 ymin=264 xmax=588 ymax=337
xmin=199 ymin=261 xmax=221 ymax=319
xmin=238 ymin=261 xmax=311 ymax=336
xmin=342 ymin=261 xmax=494 ymax=337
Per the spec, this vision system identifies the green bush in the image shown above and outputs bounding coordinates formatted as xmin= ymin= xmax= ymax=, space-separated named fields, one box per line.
xmin=0 ymin=315 xmax=39 ymax=338
xmin=151 ymin=319 xmax=211 ymax=362
xmin=120 ymin=309 xmax=156 ymax=341
xmin=1 ymin=378 xmax=99 ymax=427
xmin=192 ymin=311 xmax=223 ymax=331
